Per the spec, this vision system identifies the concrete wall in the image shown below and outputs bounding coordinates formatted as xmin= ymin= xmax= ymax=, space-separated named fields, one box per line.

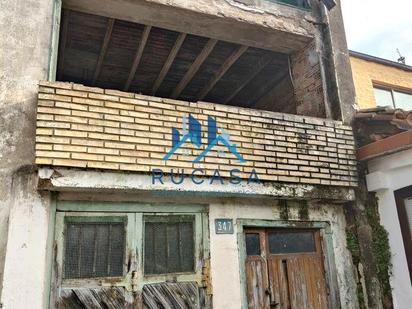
xmin=365 ymin=149 xmax=412 ymax=309
xmin=0 ymin=0 xmax=55 ymax=304
xmin=350 ymin=56 xmax=412 ymax=109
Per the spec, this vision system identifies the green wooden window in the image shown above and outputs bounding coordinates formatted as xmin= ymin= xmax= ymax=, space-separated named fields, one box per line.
xmin=53 ymin=204 xmax=208 ymax=294
xmin=144 ymin=216 xmax=195 ymax=275
xmin=64 ymin=219 xmax=126 ymax=279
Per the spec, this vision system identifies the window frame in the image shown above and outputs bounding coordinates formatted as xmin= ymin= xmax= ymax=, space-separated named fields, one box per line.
xmin=143 ymin=214 xmax=197 ymax=276
xmin=51 ymin=202 xmax=209 ymax=298
xmin=394 ymin=185 xmax=412 ymax=284
xmin=373 ymin=84 xmax=412 ymax=110
xmin=55 ymin=212 xmax=134 ymax=289
xmin=63 ymin=215 xmax=128 ymax=280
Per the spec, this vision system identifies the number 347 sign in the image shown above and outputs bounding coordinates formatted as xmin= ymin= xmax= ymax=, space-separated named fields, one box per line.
xmin=215 ymin=219 xmax=234 ymax=234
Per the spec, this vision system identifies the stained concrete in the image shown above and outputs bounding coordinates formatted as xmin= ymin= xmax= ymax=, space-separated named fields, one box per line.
xmin=0 ymin=0 xmax=54 ymax=303
xmin=64 ymin=0 xmax=318 ymax=53
xmin=38 ymin=167 xmax=356 ymax=202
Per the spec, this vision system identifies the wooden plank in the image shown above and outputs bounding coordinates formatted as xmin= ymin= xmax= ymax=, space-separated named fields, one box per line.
xmin=151 ymin=32 xmax=187 ymax=95
xmin=56 ymin=8 xmax=69 ymax=81
xmin=197 ymin=45 xmax=248 ymax=101
xmin=92 ymin=18 xmax=115 ymax=85
xmin=58 ymin=287 xmax=134 ymax=309
xmin=224 ymin=55 xmax=272 ymax=104
xmin=124 ymin=25 xmax=152 ymax=91
xmin=245 ymin=258 xmax=269 ymax=309
xmin=171 ymin=39 xmax=218 ymax=99
xmin=250 ymin=72 xmax=289 ymax=108
xmin=143 ymin=282 xmax=203 ymax=308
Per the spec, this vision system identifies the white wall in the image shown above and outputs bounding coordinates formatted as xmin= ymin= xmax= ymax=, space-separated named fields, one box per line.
xmin=1 ymin=174 xmax=52 ymax=309
xmin=208 ymin=201 xmax=358 ymax=309
xmin=366 ymin=149 xmax=412 ymax=309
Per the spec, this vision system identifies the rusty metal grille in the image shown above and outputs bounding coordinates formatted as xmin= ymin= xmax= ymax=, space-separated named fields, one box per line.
xmin=144 ymin=216 xmax=195 ymax=275
xmin=64 ymin=220 xmax=126 ymax=279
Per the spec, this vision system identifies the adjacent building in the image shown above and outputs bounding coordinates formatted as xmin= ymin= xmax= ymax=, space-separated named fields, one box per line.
xmin=351 ymin=51 xmax=412 ymax=309
xmin=1 ymin=0 xmax=371 ymax=308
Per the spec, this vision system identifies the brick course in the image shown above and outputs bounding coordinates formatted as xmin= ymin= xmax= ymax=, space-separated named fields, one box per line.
xmin=35 ymin=81 xmax=358 ymax=186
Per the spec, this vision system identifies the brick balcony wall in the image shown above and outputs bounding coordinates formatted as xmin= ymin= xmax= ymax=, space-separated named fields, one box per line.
xmin=35 ymin=81 xmax=358 ymax=187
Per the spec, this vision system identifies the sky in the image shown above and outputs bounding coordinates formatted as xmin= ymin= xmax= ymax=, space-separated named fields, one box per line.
xmin=341 ymin=0 xmax=412 ymax=65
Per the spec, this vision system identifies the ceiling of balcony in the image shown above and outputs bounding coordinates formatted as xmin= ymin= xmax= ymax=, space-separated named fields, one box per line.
xmin=57 ymin=9 xmax=292 ymax=110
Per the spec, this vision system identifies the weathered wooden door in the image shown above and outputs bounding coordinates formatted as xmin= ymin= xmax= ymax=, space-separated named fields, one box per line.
xmin=245 ymin=229 xmax=328 ymax=309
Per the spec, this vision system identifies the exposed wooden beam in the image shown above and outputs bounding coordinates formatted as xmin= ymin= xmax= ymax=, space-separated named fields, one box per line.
xmin=124 ymin=25 xmax=152 ymax=91
xmin=249 ymin=72 xmax=289 ymax=108
xmin=151 ymin=33 xmax=186 ymax=95
xmin=224 ymin=55 xmax=272 ymax=104
xmin=197 ymin=45 xmax=248 ymax=101
xmin=171 ymin=39 xmax=218 ymax=99
xmin=92 ymin=18 xmax=115 ymax=85
xmin=57 ymin=10 xmax=70 ymax=80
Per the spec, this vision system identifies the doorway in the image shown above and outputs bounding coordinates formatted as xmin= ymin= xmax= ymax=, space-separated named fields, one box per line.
xmin=244 ymin=228 xmax=328 ymax=308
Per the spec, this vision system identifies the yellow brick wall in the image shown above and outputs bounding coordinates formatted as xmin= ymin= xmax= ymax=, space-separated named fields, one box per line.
xmin=350 ymin=56 xmax=412 ymax=109
xmin=35 ymin=81 xmax=358 ymax=187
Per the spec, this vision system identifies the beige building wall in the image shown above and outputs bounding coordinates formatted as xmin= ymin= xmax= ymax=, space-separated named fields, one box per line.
xmin=350 ymin=56 xmax=412 ymax=109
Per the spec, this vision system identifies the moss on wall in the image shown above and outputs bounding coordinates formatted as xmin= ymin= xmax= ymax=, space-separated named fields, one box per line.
xmin=366 ymin=194 xmax=393 ymax=307
xmin=345 ymin=192 xmax=393 ymax=309
xmin=346 ymin=225 xmax=366 ymax=309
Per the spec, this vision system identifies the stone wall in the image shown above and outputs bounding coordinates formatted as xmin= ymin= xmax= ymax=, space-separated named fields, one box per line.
xmin=35 ymin=81 xmax=358 ymax=187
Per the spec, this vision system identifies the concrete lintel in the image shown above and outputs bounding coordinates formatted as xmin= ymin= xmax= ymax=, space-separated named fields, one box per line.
xmin=365 ymin=171 xmax=389 ymax=192
xmin=64 ymin=0 xmax=315 ymax=53
xmin=38 ymin=167 xmax=355 ymax=202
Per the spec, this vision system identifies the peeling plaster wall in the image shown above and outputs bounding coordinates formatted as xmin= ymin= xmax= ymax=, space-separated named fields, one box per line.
xmin=0 ymin=0 xmax=54 ymax=303
xmin=209 ymin=201 xmax=359 ymax=308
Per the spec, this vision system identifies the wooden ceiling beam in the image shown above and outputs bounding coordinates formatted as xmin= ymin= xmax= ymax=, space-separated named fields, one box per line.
xmin=91 ymin=18 xmax=115 ymax=85
xmin=197 ymin=45 xmax=248 ymax=101
xmin=171 ymin=39 xmax=218 ymax=99
xmin=124 ymin=25 xmax=152 ymax=91
xmin=248 ymin=72 xmax=289 ymax=108
xmin=151 ymin=33 xmax=186 ymax=96
xmin=224 ymin=55 xmax=273 ymax=104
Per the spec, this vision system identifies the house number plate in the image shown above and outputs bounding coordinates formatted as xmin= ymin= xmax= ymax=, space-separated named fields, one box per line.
xmin=215 ymin=219 xmax=234 ymax=234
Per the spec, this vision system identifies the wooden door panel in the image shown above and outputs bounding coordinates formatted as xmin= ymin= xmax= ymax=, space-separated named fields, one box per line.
xmin=267 ymin=257 xmax=290 ymax=308
xmin=245 ymin=229 xmax=328 ymax=309
xmin=267 ymin=256 xmax=327 ymax=309
xmin=246 ymin=257 xmax=270 ymax=309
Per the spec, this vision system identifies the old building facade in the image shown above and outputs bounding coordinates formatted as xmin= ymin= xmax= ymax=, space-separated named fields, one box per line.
xmin=351 ymin=52 xmax=412 ymax=309
xmin=0 ymin=0 xmax=363 ymax=308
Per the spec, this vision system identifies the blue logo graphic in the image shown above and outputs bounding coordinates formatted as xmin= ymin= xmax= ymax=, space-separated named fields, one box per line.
xmin=162 ymin=114 xmax=246 ymax=163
